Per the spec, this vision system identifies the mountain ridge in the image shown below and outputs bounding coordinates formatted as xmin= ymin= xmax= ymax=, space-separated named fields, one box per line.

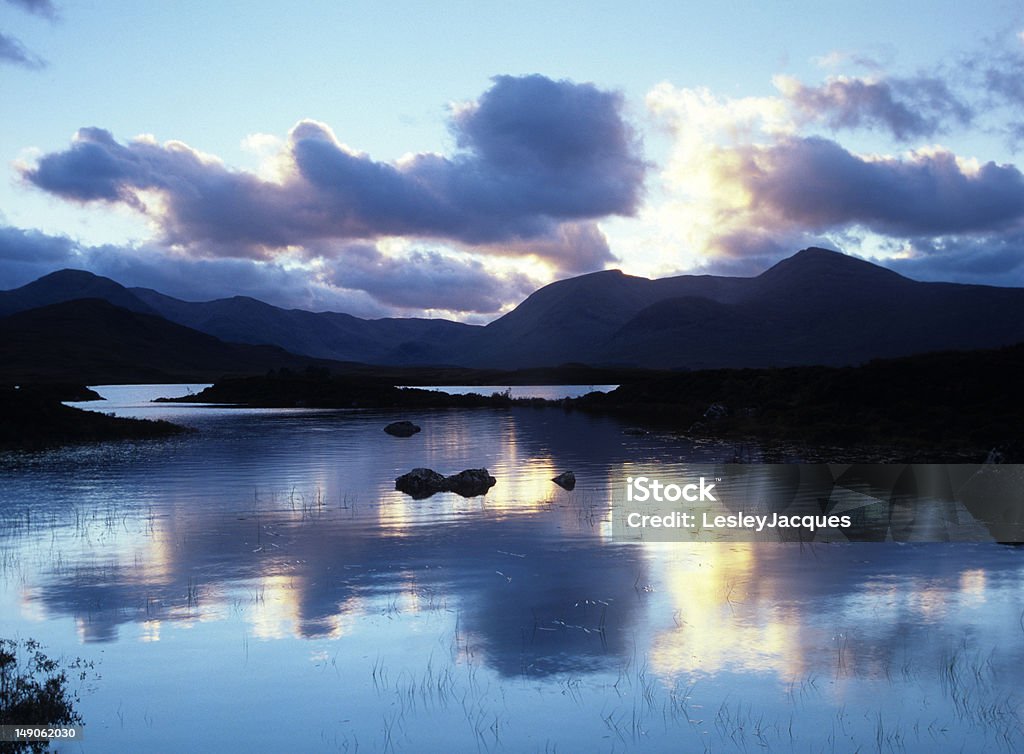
xmin=4 ymin=247 xmax=1024 ymax=370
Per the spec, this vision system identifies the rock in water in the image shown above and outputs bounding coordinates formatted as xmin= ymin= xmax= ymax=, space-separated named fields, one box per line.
xmin=703 ymin=403 xmax=728 ymax=420
xmin=552 ymin=471 xmax=576 ymax=490
xmin=394 ymin=467 xmax=496 ymax=498
xmin=444 ymin=468 xmax=497 ymax=497
xmin=395 ymin=468 xmax=447 ymax=498
xmin=384 ymin=420 xmax=421 ymax=437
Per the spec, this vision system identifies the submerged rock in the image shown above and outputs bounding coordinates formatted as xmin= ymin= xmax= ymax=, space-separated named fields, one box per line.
xmin=384 ymin=420 xmax=421 ymax=437
xmin=395 ymin=467 xmax=496 ymax=499
xmin=395 ymin=468 xmax=447 ymax=498
xmin=552 ymin=471 xmax=576 ymax=490
xmin=444 ymin=468 xmax=497 ymax=497
xmin=703 ymin=403 xmax=729 ymax=420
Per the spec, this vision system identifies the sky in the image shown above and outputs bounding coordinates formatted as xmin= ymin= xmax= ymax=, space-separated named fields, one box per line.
xmin=3 ymin=0 xmax=1024 ymax=320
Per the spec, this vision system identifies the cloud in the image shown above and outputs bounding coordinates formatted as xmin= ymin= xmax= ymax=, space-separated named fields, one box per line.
xmin=1 ymin=0 xmax=55 ymax=69
xmin=484 ymin=221 xmax=618 ymax=275
xmin=775 ymin=74 xmax=973 ymax=140
xmin=83 ymin=247 xmax=394 ymax=318
xmin=880 ymin=233 xmax=1024 ymax=286
xmin=0 ymin=225 xmax=75 ymax=264
xmin=646 ymin=71 xmax=1024 ymax=279
xmin=0 ymin=224 xmax=537 ymax=318
xmin=3 ymin=0 xmax=58 ymax=19
xmin=0 ymin=225 xmax=81 ymax=289
xmin=21 ymin=75 xmax=645 ymax=274
xmin=726 ymin=136 xmax=1024 ymax=236
xmin=0 ymin=30 xmax=45 ymax=68
xmin=325 ymin=244 xmax=538 ymax=313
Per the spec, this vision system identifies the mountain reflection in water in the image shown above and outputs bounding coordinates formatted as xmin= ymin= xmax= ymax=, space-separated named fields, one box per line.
xmin=0 ymin=385 xmax=1021 ymax=752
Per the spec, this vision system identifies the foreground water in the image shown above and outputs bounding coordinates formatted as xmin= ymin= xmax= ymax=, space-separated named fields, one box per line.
xmin=1 ymin=386 xmax=1022 ymax=752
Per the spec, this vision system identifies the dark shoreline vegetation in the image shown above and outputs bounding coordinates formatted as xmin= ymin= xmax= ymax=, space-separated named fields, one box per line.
xmin=0 ymin=385 xmax=186 ymax=451
xmin=156 ymin=368 xmax=558 ymax=409
xmin=4 ymin=342 xmax=1021 ymax=459
xmin=153 ymin=342 xmax=1024 ymax=463
xmin=0 ymin=638 xmax=89 ymax=753
xmin=573 ymin=343 xmax=1024 ymax=462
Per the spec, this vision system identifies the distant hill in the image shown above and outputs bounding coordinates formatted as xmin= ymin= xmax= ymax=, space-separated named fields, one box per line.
xmin=129 ymin=287 xmax=480 ymax=365
xmin=0 ymin=298 xmax=344 ymax=383
xmin=0 ymin=268 xmax=158 ymax=318
xmin=4 ymin=248 xmax=1024 ymax=371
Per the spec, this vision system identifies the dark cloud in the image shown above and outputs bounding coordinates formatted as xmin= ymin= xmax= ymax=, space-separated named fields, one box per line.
xmin=973 ymin=43 xmax=1024 ymax=106
xmin=730 ymin=135 xmax=1024 ymax=237
xmin=984 ymin=62 xmax=1024 ymax=106
xmin=84 ymin=248 xmax=393 ymax=317
xmin=0 ymin=225 xmax=76 ymax=263
xmin=881 ymin=234 xmax=1024 ymax=286
xmin=451 ymin=75 xmax=645 ymax=219
xmin=0 ymin=225 xmax=537 ymax=318
xmin=1008 ymin=122 xmax=1024 ymax=151
xmin=0 ymin=226 xmax=78 ymax=286
xmin=3 ymin=0 xmax=58 ymax=19
xmin=22 ymin=75 xmax=645 ymax=272
xmin=0 ymin=30 xmax=45 ymax=68
xmin=326 ymin=244 xmax=538 ymax=313
xmin=702 ymin=228 xmax=831 ymax=275
xmin=780 ymin=75 xmax=973 ymax=140
xmin=487 ymin=221 xmax=617 ymax=275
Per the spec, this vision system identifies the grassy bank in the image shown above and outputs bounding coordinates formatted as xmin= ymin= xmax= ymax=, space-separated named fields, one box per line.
xmin=1 ymin=385 xmax=186 ymax=451
xmin=571 ymin=344 xmax=1024 ymax=461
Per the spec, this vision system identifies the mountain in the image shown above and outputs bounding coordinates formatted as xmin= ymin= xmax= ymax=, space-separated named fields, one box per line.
xmin=0 ymin=298 xmax=343 ymax=383
xmin=0 ymin=269 xmax=482 ymax=366
xmin=471 ymin=268 xmax=752 ymax=367
xmin=129 ymin=288 xmax=481 ymax=365
xmin=4 ymin=248 xmax=1024 ymax=372
xmin=599 ymin=248 xmax=1024 ymax=368
xmin=0 ymin=269 xmax=158 ymax=318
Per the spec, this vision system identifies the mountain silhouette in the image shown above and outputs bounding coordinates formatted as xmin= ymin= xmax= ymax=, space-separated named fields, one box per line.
xmin=0 ymin=269 xmax=158 ymax=318
xmin=129 ymin=287 xmax=480 ymax=366
xmin=600 ymin=248 xmax=1024 ymax=368
xmin=0 ymin=298 xmax=341 ymax=383
xmin=4 ymin=247 xmax=1024 ymax=371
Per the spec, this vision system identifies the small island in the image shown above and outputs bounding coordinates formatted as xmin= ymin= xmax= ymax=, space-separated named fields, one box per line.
xmin=1 ymin=384 xmax=186 ymax=451
xmin=155 ymin=369 xmax=553 ymax=410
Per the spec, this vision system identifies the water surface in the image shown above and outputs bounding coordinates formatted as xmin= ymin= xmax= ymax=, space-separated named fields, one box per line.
xmin=1 ymin=385 xmax=1021 ymax=752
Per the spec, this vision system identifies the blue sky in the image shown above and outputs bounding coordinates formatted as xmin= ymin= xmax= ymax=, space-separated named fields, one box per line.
xmin=3 ymin=0 xmax=1024 ymax=319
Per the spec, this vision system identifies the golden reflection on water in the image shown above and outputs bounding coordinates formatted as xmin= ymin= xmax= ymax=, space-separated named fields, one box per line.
xmin=647 ymin=543 xmax=999 ymax=687
xmin=376 ymin=452 xmax=563 ymax=535
xmin=647 ymin=543 xmax=813 ymax=683
xmin=959 ymin=568 xmax=987 ymax=601
xmin=248 ymin=574 xmax=303 ymax=640
xmin=140 ymin=619 xmax=161 ymax=643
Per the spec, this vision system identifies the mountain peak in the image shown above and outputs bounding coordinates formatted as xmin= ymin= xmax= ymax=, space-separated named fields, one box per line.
xmin=758 ymin=247 xmax=907 ymax=286
xmin=794 ymin=246 xmax=844 ymax=258
xmin=0 ymin=267 xmax=158 ymax=318
xmin=36 ymin=268 xmax=105 ymax=283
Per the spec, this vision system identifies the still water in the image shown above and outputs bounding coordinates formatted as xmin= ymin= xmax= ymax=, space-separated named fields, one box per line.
xmin=1 ymin=386 xmax=1022 ymax=752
